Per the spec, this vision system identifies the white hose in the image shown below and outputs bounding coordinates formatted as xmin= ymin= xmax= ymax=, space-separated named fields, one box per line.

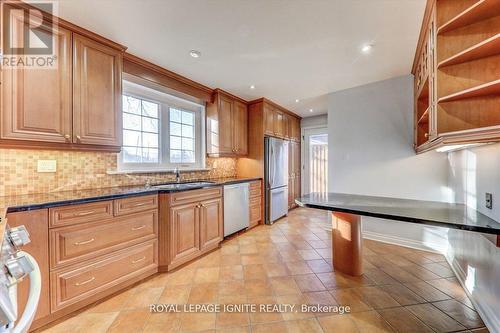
xmin=11 ymin=252 xmax=41 ymax=333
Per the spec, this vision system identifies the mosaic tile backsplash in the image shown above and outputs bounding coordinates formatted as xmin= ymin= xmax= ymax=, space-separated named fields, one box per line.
xmin=0 ymin=149 xmax=237 ymax=197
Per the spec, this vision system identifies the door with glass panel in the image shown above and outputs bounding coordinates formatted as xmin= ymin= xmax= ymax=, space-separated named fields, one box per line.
xmin=303 ymin=128 xmax=328 ymax=195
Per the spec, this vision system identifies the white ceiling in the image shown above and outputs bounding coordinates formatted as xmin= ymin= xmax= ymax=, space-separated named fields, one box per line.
xmin=57 ymin=0 xmax=425 ymax=117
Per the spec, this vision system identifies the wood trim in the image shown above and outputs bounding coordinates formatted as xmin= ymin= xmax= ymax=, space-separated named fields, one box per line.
xmin=412 ymin=0 xmax=435 ymax=74
xmin=4 ymin=0 xmax=126 ymax=51
xmin=212 ymin=88 xmax=248 ymax=104
xmin=0 ymin=138 xmax=121 ymax=152
xmin=248 ymin=97 xmax=302 ymax=119
xmin=123 ymin=53 xmax=213 ymax=102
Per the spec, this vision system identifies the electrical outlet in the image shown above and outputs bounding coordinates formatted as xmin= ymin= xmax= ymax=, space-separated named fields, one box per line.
xmin=486 ymin=193 xmax=493 ymax=209
xmin=37 ymin=160 xmax=57 ymax=173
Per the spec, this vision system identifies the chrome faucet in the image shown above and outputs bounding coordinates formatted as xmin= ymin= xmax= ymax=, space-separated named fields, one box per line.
xmin=174 ymin=167 xmax=181 ymax=183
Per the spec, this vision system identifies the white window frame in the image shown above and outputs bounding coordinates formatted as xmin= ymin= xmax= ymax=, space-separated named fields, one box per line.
xmin=118 ymin=80 xmax=206 ymax=173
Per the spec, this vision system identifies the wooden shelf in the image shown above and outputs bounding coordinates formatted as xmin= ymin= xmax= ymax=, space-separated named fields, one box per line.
xmin=417 ymin=107 xmax=430 ymax=124
xmin=438 ymin=0 xmax=500 ymax=34
xmin=438 ymin=34 xmax=500 ymax=68
xmin=438 ymin=80 xmax=500 ymax=103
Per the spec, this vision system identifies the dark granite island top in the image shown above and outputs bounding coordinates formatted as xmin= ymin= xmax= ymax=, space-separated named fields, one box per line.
xmin=296 ymin=192 xmax=500 ymax=276
xmin=296 ymin=192 xmax=500 ymax=236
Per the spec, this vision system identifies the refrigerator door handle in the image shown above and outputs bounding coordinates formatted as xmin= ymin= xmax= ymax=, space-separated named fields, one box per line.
xmin=269 ymin=145 xmax=274 ymax=187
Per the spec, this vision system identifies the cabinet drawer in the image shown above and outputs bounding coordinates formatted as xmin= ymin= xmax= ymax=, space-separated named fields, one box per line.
xmin=50 ymin=210 xmax=157 ymax=269
xmin=50 ymin=240 xmax=157 ymax=312
xmin=114 ymin=194 xmax=158 ymax=216
xmin=249 ymin=181 xmax=261 ymax=190
xmin=49 ymin=201 xmax=113 ymax=228
xmin=249 ymin=188 xmax=261 ymax=198
xmin=170 ymin=187 xmax=222 ymax=206
xmin=250 ymin=197 xmax=261 ymax=206
xmin=250 ymin=205 xmax=261 ymax=222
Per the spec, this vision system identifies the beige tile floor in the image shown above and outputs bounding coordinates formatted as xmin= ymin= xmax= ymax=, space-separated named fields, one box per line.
xmin=41 ymin=208 xmax=489 ymax=333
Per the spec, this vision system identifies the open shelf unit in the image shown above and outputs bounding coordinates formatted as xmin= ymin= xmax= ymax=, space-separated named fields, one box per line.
xmin=413 ymin=0 xmax=500 ymax=153
xmin=438 ymin=80 xmax=500 ymax=102
xmin=438 ymin=34 xmax=500 ymax=68
xmin=438 ymin=0 xmax=500 ymax=34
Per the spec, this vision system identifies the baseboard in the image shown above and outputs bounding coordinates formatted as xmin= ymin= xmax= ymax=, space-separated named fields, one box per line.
xmin=363 ymin=230 xmax=445 ymax=254
xmin=447 ymin=257 xmax=499 ymax=333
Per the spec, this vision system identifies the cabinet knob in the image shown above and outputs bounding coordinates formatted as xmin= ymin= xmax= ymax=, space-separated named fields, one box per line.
xmin=424 ymin=133 xmax=429 ymax=138
xmin=64 ymin=134 xmax=70 ymax=141
xmin=76 ymin=135 xmax=81 ymax=141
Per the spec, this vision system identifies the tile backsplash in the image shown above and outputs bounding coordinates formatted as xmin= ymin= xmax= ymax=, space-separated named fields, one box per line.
xmin=0 ymin=149 xmax=237 ymax=197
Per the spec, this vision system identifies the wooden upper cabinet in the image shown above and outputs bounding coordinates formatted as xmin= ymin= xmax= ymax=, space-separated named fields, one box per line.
xmin=274 ymin=110 xmax=285 ymax=138
xmin=291 ymin=117 xmax=301 ymax=142
xmin=264 ymin=104 xmax=275 ymax=136
xmin=0 ymin=4 xmax=125 ymax=151
xmin=73 ymin=34 xmax=122 ymax=147
xmin=233 ymin=101 xmax=248 ymax=155
xmin=206 ymin=90 xmax=248 ymax=156
xmin=0 ymin=9 xmax=72 ymax=143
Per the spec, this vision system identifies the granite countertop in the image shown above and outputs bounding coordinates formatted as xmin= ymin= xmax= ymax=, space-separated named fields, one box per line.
xmin=0 ymin=177 xmax=261 ymax=224
xmin=296 ymin=192 xmax=500 ymax=235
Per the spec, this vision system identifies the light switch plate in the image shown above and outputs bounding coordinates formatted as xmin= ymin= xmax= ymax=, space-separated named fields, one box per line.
xmin=37 ymin=160 xmax=57 ymax=173
xmin=486 ymin=192 xmax=493 ymax=209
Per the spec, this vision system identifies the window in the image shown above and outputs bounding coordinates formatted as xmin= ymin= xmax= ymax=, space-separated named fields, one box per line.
xmin=122 ymin=96 xmax=159 ymax=163
xmin=170 ymin=108 xmax=195 ymax=163
xmin=118 ymin=80 xmax=205 ymax=172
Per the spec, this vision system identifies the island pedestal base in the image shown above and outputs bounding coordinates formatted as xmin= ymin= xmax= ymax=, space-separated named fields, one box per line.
xmin=331 ymin=212 xmax=363 ymax=276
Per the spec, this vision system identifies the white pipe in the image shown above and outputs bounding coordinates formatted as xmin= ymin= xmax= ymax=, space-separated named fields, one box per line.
xmin=11 ymin=252 xmax=41 ymax=333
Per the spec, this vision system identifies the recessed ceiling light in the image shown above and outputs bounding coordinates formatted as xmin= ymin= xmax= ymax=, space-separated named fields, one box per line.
xmin=250 ymin=85 xmax=255 ymax=90
xmin=361 ymin=44 xmax=373 ymax=54
xmin=295 ymin=99 xmax=300 ymax=103
xmin=189 ymin=50 xmax=201 ymax=58
xmin=309 ymin=109 xmax=313 ymax=113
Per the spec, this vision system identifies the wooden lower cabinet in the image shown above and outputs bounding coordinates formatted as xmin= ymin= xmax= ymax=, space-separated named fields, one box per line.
xmin=160 ymin=188 xmax=224 ymax=271
xmin=6 ymin=195 xmax=159 ymax=331
xmin=50 ymin=240 xmax=157 ymax=312
xmin=249 ymin=180 xmax=262 ymax=228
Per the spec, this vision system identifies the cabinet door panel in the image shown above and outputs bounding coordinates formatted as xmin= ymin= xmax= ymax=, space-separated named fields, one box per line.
xmin=233 ymin=101 xmax=248 ymax=155
xmin=170 ymin=203 xmax=200 ymax=264
xmin=73 ymin=34 xmax=122 ymax=146
xmin=264 ymin=104 xmax=274 ymax=136
xmin=218 ymin=95 xmax=234 ymax=154
xmin=274 ymin=111 xmax=285 ymax=138
xmin=200 ymin=198 xmax=223 ymax=250
xmin=1 ymin=10 xmax=72 ymax=143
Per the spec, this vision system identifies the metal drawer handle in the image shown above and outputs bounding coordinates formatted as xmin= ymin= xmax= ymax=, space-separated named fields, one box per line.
xmin=131 ymin=256 xmax=146 ymax=264
xmin=74 ymin=238 xmax=95 ymax=246
xmin=133 ymin=202 xmax=147 ymax=207
xmin=75 ymin=276 xmax=95 ymax=286
xmin=131 ymin=225 xmax=146 ymax=231
xmin=76 ymin=210 xmax=95 ymax=216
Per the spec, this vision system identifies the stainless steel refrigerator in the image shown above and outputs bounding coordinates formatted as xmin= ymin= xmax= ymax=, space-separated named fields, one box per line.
xmin=264 ymin=137 xmax=289 ymax=224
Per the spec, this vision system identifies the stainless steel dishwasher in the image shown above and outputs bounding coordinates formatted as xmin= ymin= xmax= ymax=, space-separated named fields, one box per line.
xmin=223 ymin=183 xmax=250 ymax=237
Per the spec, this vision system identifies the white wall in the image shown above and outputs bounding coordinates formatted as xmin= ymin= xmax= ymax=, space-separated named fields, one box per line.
xmin=325 ymin=75 xmax=500 ymax=331
xmin=446 ymin=144 xmax=500 ymax=330
xmin=301 ymin=114 xmax=328 ymax=129
xmin=327 ymin=75 xmax=451 ymax=252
